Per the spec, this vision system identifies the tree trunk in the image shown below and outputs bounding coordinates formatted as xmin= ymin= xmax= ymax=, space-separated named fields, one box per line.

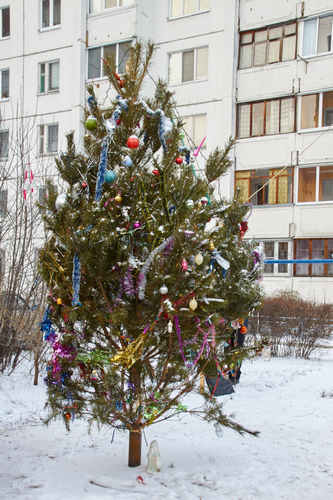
xmin=128 ymin=427 xmax=142 ymax=467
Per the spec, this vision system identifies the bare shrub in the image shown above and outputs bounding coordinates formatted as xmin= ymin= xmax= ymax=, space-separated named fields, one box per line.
xmin=248 ymin=291 xmax=333 ymax=358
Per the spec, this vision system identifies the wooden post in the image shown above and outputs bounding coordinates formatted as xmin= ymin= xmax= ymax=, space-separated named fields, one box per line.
xmin=128 ymin=428 xmax=142 ymax=467
xmin=200 ymin=373 xmax=205 ymax=394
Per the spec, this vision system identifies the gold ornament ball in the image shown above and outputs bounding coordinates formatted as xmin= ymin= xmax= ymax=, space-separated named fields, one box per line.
xmin=195 ymin=253 xmax=203 ymax=265
xmin=115 ymin=194 xmax=122 ymax=203
xmin=209 ymin=241 xmax=215 ymax=250
xmin=189 ymin=298 xmax=198 ymax=311
xmin=57 ymin=298 xmax=62 ymax=305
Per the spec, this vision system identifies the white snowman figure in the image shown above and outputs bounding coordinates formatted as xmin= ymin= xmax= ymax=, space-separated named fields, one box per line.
xmin=146 ymin=440 xmax=162 ymax=474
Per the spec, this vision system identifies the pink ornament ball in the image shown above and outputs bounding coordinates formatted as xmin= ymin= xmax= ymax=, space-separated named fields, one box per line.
xmin=181 ymin=259 xmax=188 ymax=270
xmin=133 ymin=222 xmax=141 ymax=229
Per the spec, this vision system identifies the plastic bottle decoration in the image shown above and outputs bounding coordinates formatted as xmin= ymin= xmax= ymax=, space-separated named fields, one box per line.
xmin=214 ymin=422 xmax=223 ymax=438
xmin=160 ymin=284 xmax=168 ymax=295
xmin=152 ymin=169 xmax=160 ymax=176
xmin=146 ymin=440 xmax=162 ymax=474
xmin=181 ymin=259 xmax=188 ymax=270
xmin=105 ymin=170 xmax=117 ymax=183
xmin=85 ymin=115 xmax=97 ymax=131
xmin=175 ymin=157 xmax=183 ymax=165
xmin=167 ymin=320 xmax=173 ymax=333
xmin=195 ymin=253 xmax=203 ymax=265
xmin=208 ymin=241 xmax=215 ymax=250
xmin=133 ymin=222 xmax=141 ymax=229
xmin=188 ymin=255 xmax=196 ymax=266
xmin=114 ymin=194 xmax=122 ymax=203
xmin=55 ymin=193 xmax=67 ymax=211
xmin=127 ymin=135 xmax=139 ymax=149
xmin=240 ymin=221 xmax=249 ymax=239
xmin=189 ymin=297 xmax=198 ymax=310
xmin=262 ymin=346 xmax=271 ymax=362
xmin=123 ymin=155 xmax=133 ymax=167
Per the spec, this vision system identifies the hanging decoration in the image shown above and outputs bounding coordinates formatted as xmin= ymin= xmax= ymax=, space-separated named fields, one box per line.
xmin=173 ymin=316 xmax=209 ymax=369
xmin=72 ymin=252 xmax=81 ymax=306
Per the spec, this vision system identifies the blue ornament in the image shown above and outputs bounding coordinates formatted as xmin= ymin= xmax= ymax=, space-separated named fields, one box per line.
xmin=123 ymin=155 xmax=133 ymax=167
xmin=105 ymin=170 xmax=117 ymax=183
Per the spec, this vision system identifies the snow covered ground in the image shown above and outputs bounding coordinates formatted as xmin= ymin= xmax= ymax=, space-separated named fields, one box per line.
xmin=1 ymin=350 xmax=332 ymax=500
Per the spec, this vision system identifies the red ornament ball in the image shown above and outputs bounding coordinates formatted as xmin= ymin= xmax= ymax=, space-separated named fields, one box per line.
xmin=127 ymin=135 xmax=139 ymax=149
xmin=239 ymin=325 xmax=247 ymax=334
xmin=81 ymin=182 xmax=87 ymax=190
xmin=175 ymin=157 xmax=183 ymax=165
xmin=116 ymin=119 xmax=121 ymax=126
xmin=152 ymin=169 xmax=160 ymax=176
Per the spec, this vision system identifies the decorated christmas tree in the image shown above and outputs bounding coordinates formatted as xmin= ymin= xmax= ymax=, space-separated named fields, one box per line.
xmin=39 ymin=42 xmax=263 ymax=467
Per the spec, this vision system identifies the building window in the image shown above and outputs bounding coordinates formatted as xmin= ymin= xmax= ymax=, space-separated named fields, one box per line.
xmin=41 ymin=0 xmax=61 ymax=29
xmin=39 ymin=124 xmax=58 ymax=154
xmin=303 ymin=15 xmax=333 ymax=56
xmin=168 ymin=47 xmax=208 ymax=85
xmin=0 ymin=131 xmax=9 ymax=158
xmin=235 ymin=168 xmax=293 ymax=205
xmin=295 ymin=239 xmax=333 ymax=276
xmin=87 ymin=41 xmax=131 ymax=79
xmin=300 ymin=91 xmax=333 ymax=129
xmin=0 ymin=69 xmax=9 ymax=98
xmin=297 ymin=165 xmax=333 ymax=203
xmin=89 ymin=0 xmax=133 ymax=13
xmin=237 ymin=97 xmax=295 ymax=138
xmin=0 ymin=190 xmax=7 ymax=217
xmin=39 ymin=61 xmax=59 ymax=93
xmin=260 ymin=240 xmax=290 ymax=275
xmin=239 ymin=22 xmax=297 ymax=69
xmin=181 ymin=114 xmax=206 ymax=148
xmin=0 ymin=7 xmax=9 ymax=38
xmin=38 ymin=187 xmax=47 ymax=212
xmin=170 ymin=0 xmax=209 ymax=17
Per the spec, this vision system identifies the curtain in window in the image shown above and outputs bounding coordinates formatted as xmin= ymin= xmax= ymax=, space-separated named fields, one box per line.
xmin=0 ymin=131 xmax=8 ymax=158
xmin=49 ymin=62 xmax=59 ymax=91
xmin=184 ymin=0 xmax=196 ymax=14
xmin=268 ymin=175 xmax=276 ymax=204
xmin=238 ymin=104 xmax=251 ymax=138
xmin=106 ymin=0 xmax=118 ymax=7
xmin=90 ymin=0 xmax=102 ymax=13
xmin=2 ymin=7 xmax=10 ymax=37
xmin=1 ymin=70 xmax=9 ymax=98
xmin=278 ymin=242 xmax=288 ymax=273
xmin=88 ymin=48 xmax=101 ymax=79
xmin=280 ymin=97 xmax=294 ymax=133
xmin=199 ymin=0 xmax=209 ymax=9
xmin=196 ymin=47 xmax=208 ymax=80
xmin=282 ymin=35 xmax=296 ymax=61
xmin=295 ymin=240 xmax=309 ymax=276
xmin=318 ymin=16 xmax=332 ymax=53
xmin=300 ymin=94 xmax=318 ymax=129
xmin=42 ymin=0 xmax=50 ymax=28
xmin=47 ymin=125 xmax=58 ymax=153
xmin=277 ymin=173 xmax=289 ymax=204
xmin=312 ymin=240 xmax=325 ymax=275
xmin=263 ymin=242 xmax=274 ymax=273
xmin=235 ymin=171 xmax=250 ymax=203
xmin=303 ymin=19 xmax=317 ymax=56
xmin=53 ymin=0 xmax=61 ymax=25
xmin=266 ymin=100 xmax=280 ymax=135
xmin=327 ymin=240 xmax=333 ymax=275
xmin=169 ymin=52 xmax=181 ymax=85
xmin=182 ymin=51 xmax=194 ymax=82
xmin=193 ymin=115 xmax=206 ymax=145
xmin=118 ymin=42 xmax=131 ymax=74
xmin=171 ymin=0 xmax=181 ymax=16
xmin=252 ymin=102 xmax=264 ymax=135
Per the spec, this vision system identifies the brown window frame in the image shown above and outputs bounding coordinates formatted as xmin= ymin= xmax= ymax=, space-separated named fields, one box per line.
xmin=237 ymin=97 xmax=296 ymax=138
xmin=294 ymin=238 xmax=333 ymax=276
xmin=235 ymin=167 xmax=294 ymax=205
xmin=239 ymin=21 xmax=297 ymax=69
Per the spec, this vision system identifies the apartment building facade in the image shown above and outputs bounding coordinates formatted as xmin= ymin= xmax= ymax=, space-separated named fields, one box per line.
xmin=0 ymin=0 xmax=333 ymax=301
